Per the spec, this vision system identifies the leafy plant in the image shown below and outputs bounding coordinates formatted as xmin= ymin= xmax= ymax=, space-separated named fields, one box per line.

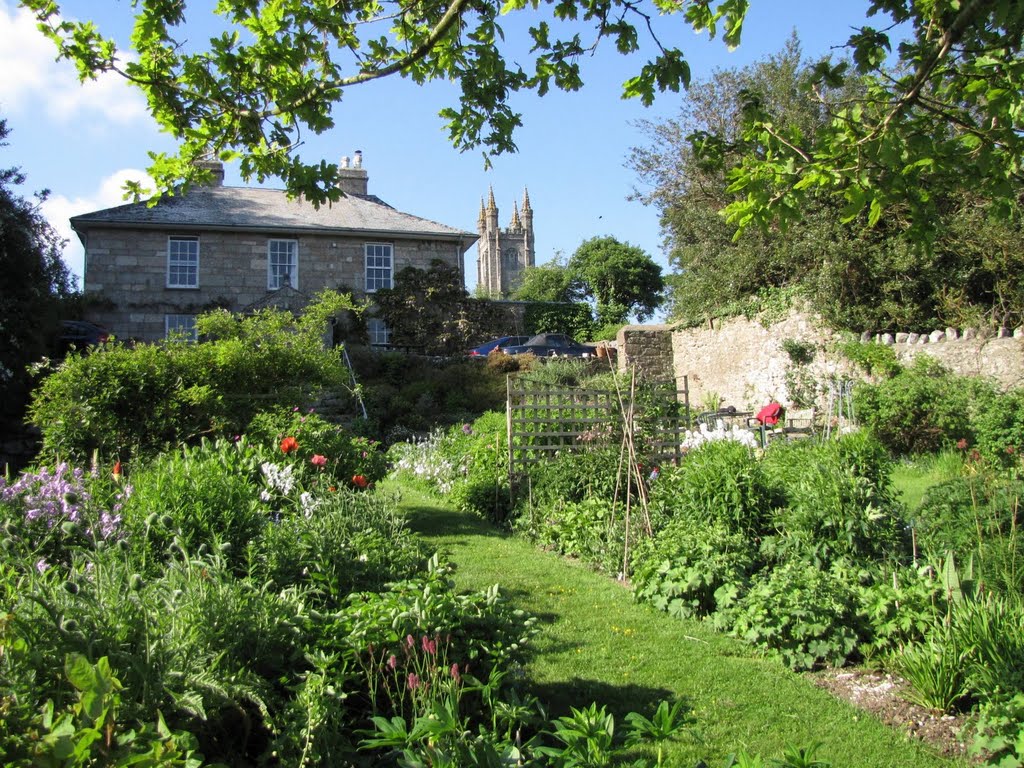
xmin=852 ymin=357 xmax=989 ymax=455
xmin=632 ymin=523 xmax=756 ymax=619
xmin=20 ymin=654 xmax=208 ymax=767
xmin=839 ymin=341 xmax=901 ymax=378
xmin=29 ymin=292 xmax=357 ymax=462
xmin=715 ymin=560 xmax=861 ymax=671
xmin=894 ymin=635 xmax=970 ymax=712
xmin=971 ymin=692 xmax=1024 ymax=767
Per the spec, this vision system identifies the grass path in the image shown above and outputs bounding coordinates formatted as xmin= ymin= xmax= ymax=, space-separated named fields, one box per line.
xmin=395 ymin=485 xmax=966 ymax=768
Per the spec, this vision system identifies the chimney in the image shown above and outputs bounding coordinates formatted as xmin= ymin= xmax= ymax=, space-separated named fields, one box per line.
xmin=336 ymin=149 xmax=368 ymax=195
xmin=193 ymin=159 xmax=225 ymax=187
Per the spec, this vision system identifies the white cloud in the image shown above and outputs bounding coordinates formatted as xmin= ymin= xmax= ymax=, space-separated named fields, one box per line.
xmin=0 ymin=2 xmax=148 ymax=124
xmin=41 ymin=168 xmax=154 ymax=287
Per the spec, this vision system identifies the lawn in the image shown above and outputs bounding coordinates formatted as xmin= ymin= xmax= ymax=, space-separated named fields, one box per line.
xmin=397 ymin=484 xmax=966 ymax=768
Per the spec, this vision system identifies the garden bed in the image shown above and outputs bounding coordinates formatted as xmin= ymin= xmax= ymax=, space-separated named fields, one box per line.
xmin=810 ymin=668 xmax=970 ymax=760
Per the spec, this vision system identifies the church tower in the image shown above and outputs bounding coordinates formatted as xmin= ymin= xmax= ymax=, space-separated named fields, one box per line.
xmin=477 ymin=187 xmax=535 ymax=297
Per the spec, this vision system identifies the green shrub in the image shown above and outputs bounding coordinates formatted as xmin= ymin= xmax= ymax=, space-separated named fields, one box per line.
xmin=528 ymin=497 xmax=628 ymax=574
xmin=118 ymin=438 xmax=267 ymax=574
xmin=29 ymin=293 xmax=355 ymax=462
xmin=521 ymin=443 xmax=623 ymax=509
xmin=246 ymin=407 xmax=388 ymax=485
xmin=897 ymin=592 xmax=1024 ymax=714
xmin=763 ymin=432 xmax=906 ymax=565
xmin=632 ymin=522 xmax=757 ymax=619
xmin=854 ymin=564 xmax=947 ymax=660
xmin=853 ymin=356 xmax=991 ymax=455
xmin=255 ymin=490 xmax=429 ymax=602
xmin=971 ymin=692 xmax=1024 ymax=767
xmin=715 ymin=559 xmax=862 ymax=670
xmin=970 ymin=387 xmax=1024 ymax=463
xmin=913 ymin=473 xmax=1024 ymax=595
xmin=839 ymin=340 xmax=901 ymax=378
xmin=648 ymin=440 xmax=770 ymax=538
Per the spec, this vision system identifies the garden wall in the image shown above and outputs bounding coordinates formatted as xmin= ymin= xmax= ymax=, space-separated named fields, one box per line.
xmin=620 ymin=311 xmax=1024 ymax=414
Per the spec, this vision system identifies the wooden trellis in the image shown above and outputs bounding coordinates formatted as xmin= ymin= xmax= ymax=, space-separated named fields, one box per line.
xmin=506 ymin=375 xmax=690 ymax=477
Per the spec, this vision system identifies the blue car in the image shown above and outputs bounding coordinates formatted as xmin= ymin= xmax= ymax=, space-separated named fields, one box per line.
xmin=501 ymin=333 xmax=595 ymax=358
xmin=466 ymin=335 xmax=530 ymax=357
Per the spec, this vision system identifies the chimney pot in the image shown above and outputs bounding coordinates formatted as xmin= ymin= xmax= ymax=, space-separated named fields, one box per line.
xmin=353 ymin=150 xmax=363 ymax=168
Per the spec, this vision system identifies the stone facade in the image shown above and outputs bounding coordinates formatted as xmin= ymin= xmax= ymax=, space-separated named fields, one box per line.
xmin=476 ymin=188 xmax=535 ymax=297
xmin=82 ymin=228 xmax=467 ymax=342
xmin=73 ymin=157 xmax=476 ymax=343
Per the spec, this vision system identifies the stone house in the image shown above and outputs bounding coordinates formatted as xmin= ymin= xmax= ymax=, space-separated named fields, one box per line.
xmin=71 ymin=155 xmax=477 ymax=344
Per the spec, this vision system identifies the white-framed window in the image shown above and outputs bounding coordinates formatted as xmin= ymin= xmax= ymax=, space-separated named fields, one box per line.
xmin=268 ymin=239 xmax=298 ymax=290
xmin=365 ymin=243 xmax=393 ymax=292
xmin=165 ymin=314 xmax=197 ymax=342
xmin=367 ymin=318 xmax=391 ymax=347
xmin=167 ymin=236 xmax=199 ymax=288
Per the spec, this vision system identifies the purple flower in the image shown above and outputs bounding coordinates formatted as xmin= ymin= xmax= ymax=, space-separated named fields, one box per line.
xmin=462 ymin=423 xmax=473 ymax=435
xmin=35 ymin=558 xmax=49 ymax=573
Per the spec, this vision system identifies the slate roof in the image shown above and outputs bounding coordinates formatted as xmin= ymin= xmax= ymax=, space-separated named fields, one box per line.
xmin=70 ymin=186 xmax=475 ymax=242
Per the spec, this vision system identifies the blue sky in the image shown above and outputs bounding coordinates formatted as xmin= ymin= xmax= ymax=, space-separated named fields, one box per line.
xmin=1 ymin=0 xmax=889 ymax=292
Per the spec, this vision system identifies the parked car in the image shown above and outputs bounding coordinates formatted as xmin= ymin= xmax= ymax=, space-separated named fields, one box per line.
xmin=502 ymin=333 xmax=595 ymax=358
xmin=58 ymin=320 xmax=110 ymax=354
xmin=466 ymin=335 xmax=530 ymax=357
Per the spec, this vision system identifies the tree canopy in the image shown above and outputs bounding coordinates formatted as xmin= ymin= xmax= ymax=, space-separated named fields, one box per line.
xmin=568 ymin=236 xmax=663 ymax=325
xmin=20 ymin=0 xmax=1023 ymax=230
xmin=0 ymin=119 xmax=75 ymax=429
xmin=631 ymin=38 xmax=1024 ymax=331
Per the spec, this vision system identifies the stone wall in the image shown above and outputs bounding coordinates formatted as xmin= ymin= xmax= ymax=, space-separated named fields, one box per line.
xmin=867 ymin=327 xmax=1024 ymax=391
xmin=661 ymin=310 xmax=1024 ymax=414
xmin=617 ymin=325 xmax=674 ymax=381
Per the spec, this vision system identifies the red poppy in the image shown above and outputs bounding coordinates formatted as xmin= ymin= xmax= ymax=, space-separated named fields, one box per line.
xmin=280 ymin=436 xmax=299 ymax=454
xmin=352 ymin=474 xmax=369 ymax=488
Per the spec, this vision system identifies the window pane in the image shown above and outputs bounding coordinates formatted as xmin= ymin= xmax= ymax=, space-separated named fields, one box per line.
xmin=165 ymin=314 xmax=197 ymax=342
xmin=365 ymin=243 xmax=392 ymax=292
xmin=167 ymin=238 xmax=199 ymax=288
xmin=268 ymin=240 xmax=298 ymax=289
xmin=367 ymin=318 xmax=390 ymax=346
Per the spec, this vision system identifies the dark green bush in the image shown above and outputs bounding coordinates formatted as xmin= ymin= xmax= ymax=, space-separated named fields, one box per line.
xmin=255 ymin=490 xmax=429 ymax=601
xmin=913 ymin=473 xmax=1024 ymax=594
xmin=29 ymin=294 xmax=355 ymax=462
xmin=119 ymin=438 xmax=267 ymax=574
xmin=632 ymin=522 xmax=757 ymax=619
xmin=970 ymin=387 xmax=1024 ymax=463
xmin=246 ymin=407 xmax=388 ymax=484
xmin=839 ymin=340 xmax=901 ymax=378
xmin=853 ymin=356 xmax=991 ymax=455
xmin=648 ymin=440 xmax=770 ymax=538
xmin=714 ymin=559 xmax=862 ymax=670
xmin=762 ymin=432 xmax=906 ymax=565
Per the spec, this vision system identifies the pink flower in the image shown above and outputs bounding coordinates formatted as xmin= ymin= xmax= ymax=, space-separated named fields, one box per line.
xmin=422 ymin=635 xmax=436 ymax=655
xmin=956 ymin=438 xmax=968 ymax=450
xmin=387 ymin=654 xmax=397 ymax=670
xmin=450 ymin=663 xmax=460 ymax=682
xmin=406 ymin=634 xmax=415 ymax=649
xmin=407 ymin=673 xmax=420 ymax=690
xmin=310 ymin=454 xmax=327 ymax=467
